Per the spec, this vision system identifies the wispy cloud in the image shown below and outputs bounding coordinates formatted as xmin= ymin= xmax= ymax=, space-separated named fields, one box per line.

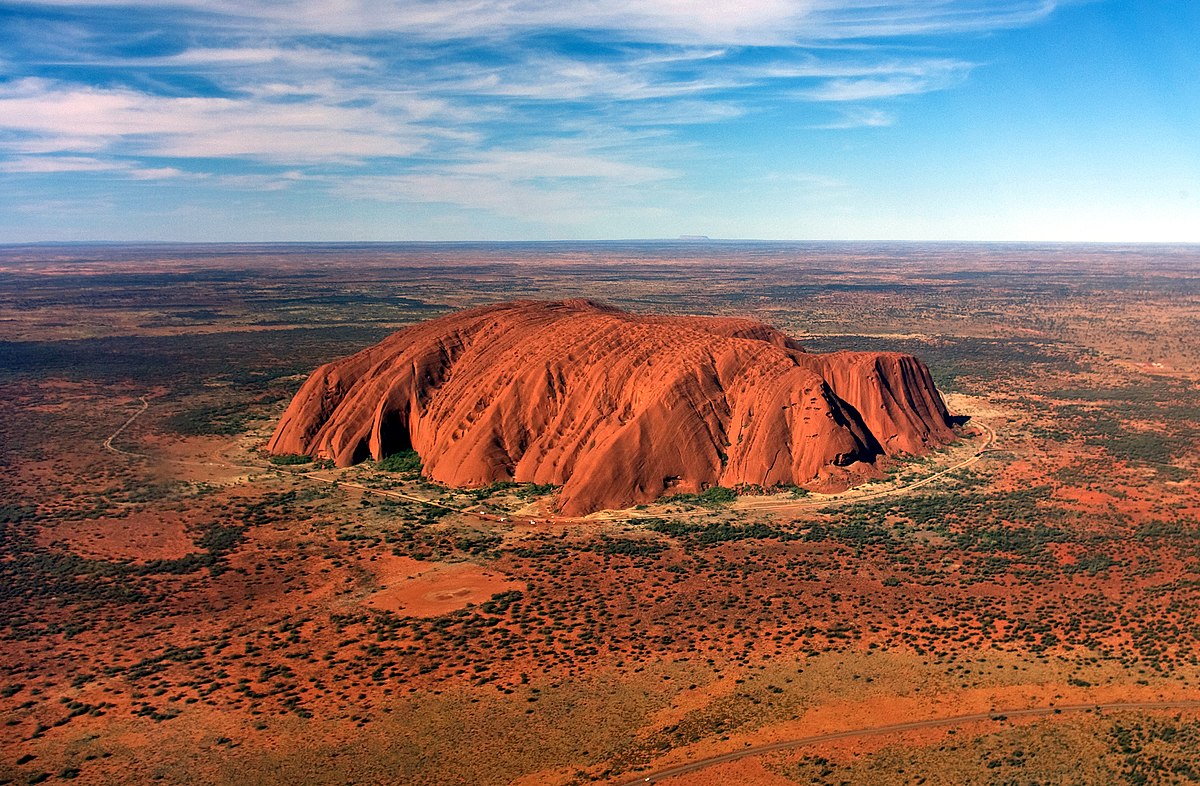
xmin=447 ymin=150 xmax=675 ymax=183
xmin=811 ymin=107 xmax=896 ymax=128
xmin=22 ymin=0 xmax=1063 ymax=44
xmin=331 ymin=171 xmax=674 ymax=229
xmin=50 ymin=46 xmax=377 ymax=70
xmin=0 ymin=155 xmax=122 ymax=173
xmin=0 ymin=78 xmax=435 ymax=162
xmin=0 ymin=154 xmax=185 ymax=179
xmin=798 ymin=0 xmax=1060 ymax=39
xmin=2 ymin=0 xmax=1070 ymax=232
xmin=800 ymin=73 xmax=966 ymax=101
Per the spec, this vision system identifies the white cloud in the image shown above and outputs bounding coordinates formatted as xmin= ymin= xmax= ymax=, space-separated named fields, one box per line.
xmin=21 ymin=0 xmax=1063 ymax=44
xmin=443 ymin=56 xmax=740 ymax=102
xmin=619 ymin=100 xmax=746 ymax=126
xmin=161 ymin=46 xmax=373 ymax=69
xmin=800 ymin=0 xmax=1060 ymax=39
xmin=212 ymin=172 xmax=310 ymax=191
xmin=782 ymin=56 xmax=973 ymax=101
xmin=128 ymin=166 xmax=188 ymax=179
xmin=0 ymin=78 xmax=434 ymax=163
xmin=752 ymin=56 xmax=972 ymax=80
xmin=811 ymin=106 xmax=895 ymax=128
xmin=58 ymin=46 xmax=377 ymax=71
xmin=447 ymin=150 xmax=675 ymax=183
xmin=800 ymin=74 xmax=960 ymax=101
xmin=0 ymin=155 xmax=119 ymax=173
xmin=0 ymin=154 xmax=186 ymax=179
xmin=324 ymin=143 xmax=681 ymax=227
xmin=332 ymin=171 xmax=669 ymax=228
xmin=1 ymin=0 xmax=1074 ymax=233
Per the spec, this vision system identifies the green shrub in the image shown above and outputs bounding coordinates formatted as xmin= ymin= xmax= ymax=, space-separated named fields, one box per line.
xmin=595 ymin=537 xmax=667 ymax=557
xmin=269 ymin=453 xmax=312 ymax=466
xmin=665 ymin=485 xmax=738 ymax=506
xmin=377 ymin=450 xmax=422 ymax=473
xmin=645 ymin=518 xmax=701 ymax=537
xmin=164 ymin=402 xmax=248 ymax=435
xmin=515 ymin=483 xmax=557 ymax=499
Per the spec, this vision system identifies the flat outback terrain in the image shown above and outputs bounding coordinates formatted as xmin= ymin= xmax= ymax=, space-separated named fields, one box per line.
xmin=3 ymin=241 xmax=1200 ymax=785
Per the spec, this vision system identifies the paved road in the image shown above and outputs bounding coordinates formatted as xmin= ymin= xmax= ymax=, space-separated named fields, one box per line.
xmin=616 ymin=699 xmax=1200 ymax=785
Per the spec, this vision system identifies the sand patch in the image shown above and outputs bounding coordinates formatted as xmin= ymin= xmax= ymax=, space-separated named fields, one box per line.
xmin=38 ymin=512 xmax=196 ymax=563
xmin=362 ymin=555 xmax=524 ymax=617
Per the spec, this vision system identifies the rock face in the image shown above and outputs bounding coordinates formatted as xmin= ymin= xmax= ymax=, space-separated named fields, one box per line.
xmin=268 ymin=300 xmax=956 ymax=515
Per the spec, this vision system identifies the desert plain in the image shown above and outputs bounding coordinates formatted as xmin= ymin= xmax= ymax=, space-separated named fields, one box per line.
xmin=2 ymin=241 xmax=1200 ymax=785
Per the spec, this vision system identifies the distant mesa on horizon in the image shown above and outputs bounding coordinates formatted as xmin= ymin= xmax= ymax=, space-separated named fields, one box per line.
xmin=268 ymin=299 xmax=957 ymax=515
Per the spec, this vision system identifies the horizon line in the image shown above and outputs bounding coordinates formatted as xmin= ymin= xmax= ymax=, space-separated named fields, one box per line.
xmin=4 ymin=238 xmax=1200 ymax=247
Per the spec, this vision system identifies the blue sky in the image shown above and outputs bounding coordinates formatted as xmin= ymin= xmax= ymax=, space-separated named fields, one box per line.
xmin=0 ymin=0 xmax=1197 ymax=241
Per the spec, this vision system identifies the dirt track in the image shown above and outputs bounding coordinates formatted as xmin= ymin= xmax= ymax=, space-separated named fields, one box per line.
xmin=103 ymin=396 xmax=999 ymax=525
xmin=102 ymin=395 xmax=150 ymax=457
xmin=266 ymin=419 xmax=995 ymax=527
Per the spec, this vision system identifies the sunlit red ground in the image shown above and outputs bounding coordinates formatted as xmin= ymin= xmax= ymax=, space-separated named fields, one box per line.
xmin=2 ymin=244 xmax=1199 ymax=784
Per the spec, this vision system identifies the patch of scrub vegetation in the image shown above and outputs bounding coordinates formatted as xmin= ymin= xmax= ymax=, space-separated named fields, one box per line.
xmin=593 ymin=537 xmax=668 ymax=557
xmin=0 ymin=491 xmax=294 ymax=638
xmin=163 ymin=401 xmax=250 ymax=436
xmin=800 ymin=334 xmax=1080 ymax=394
xmin=1049 ymin=380 xmax=1200 ymax=472
xmin=269 ymin=453 xmax=313 ymax=465
xmin=377 ymin=450 xmax=422 ymax=473
xmin=827 ymin=485 xmax=1052 ymax=531
xmin=767 ymin=713 xmax=1200 ymax=786
xmin=663 ymin=486 xmax=738 ymax=507
xmin=644 ymin=518 xmax=790 ymax=546
xmin=514 ymin=483 xmax=557 ymax=500
xmin=453 ymin=480 xmax=558 ymax=504
xmin=461 ymin=480 xmax=518 ymax=500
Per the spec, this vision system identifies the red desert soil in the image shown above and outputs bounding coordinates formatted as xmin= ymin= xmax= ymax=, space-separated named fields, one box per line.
xmin=269 ymin=299 xmax=955 ymax=514
xmin=36 ymin=511 xmax=196 ymax=563
xmin=360 ymin=555 xmax=524 ymax=617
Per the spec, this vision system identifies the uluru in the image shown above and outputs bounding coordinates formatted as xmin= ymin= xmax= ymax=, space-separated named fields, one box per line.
xmin=268 ymin=299 xmax=956 ymax=515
